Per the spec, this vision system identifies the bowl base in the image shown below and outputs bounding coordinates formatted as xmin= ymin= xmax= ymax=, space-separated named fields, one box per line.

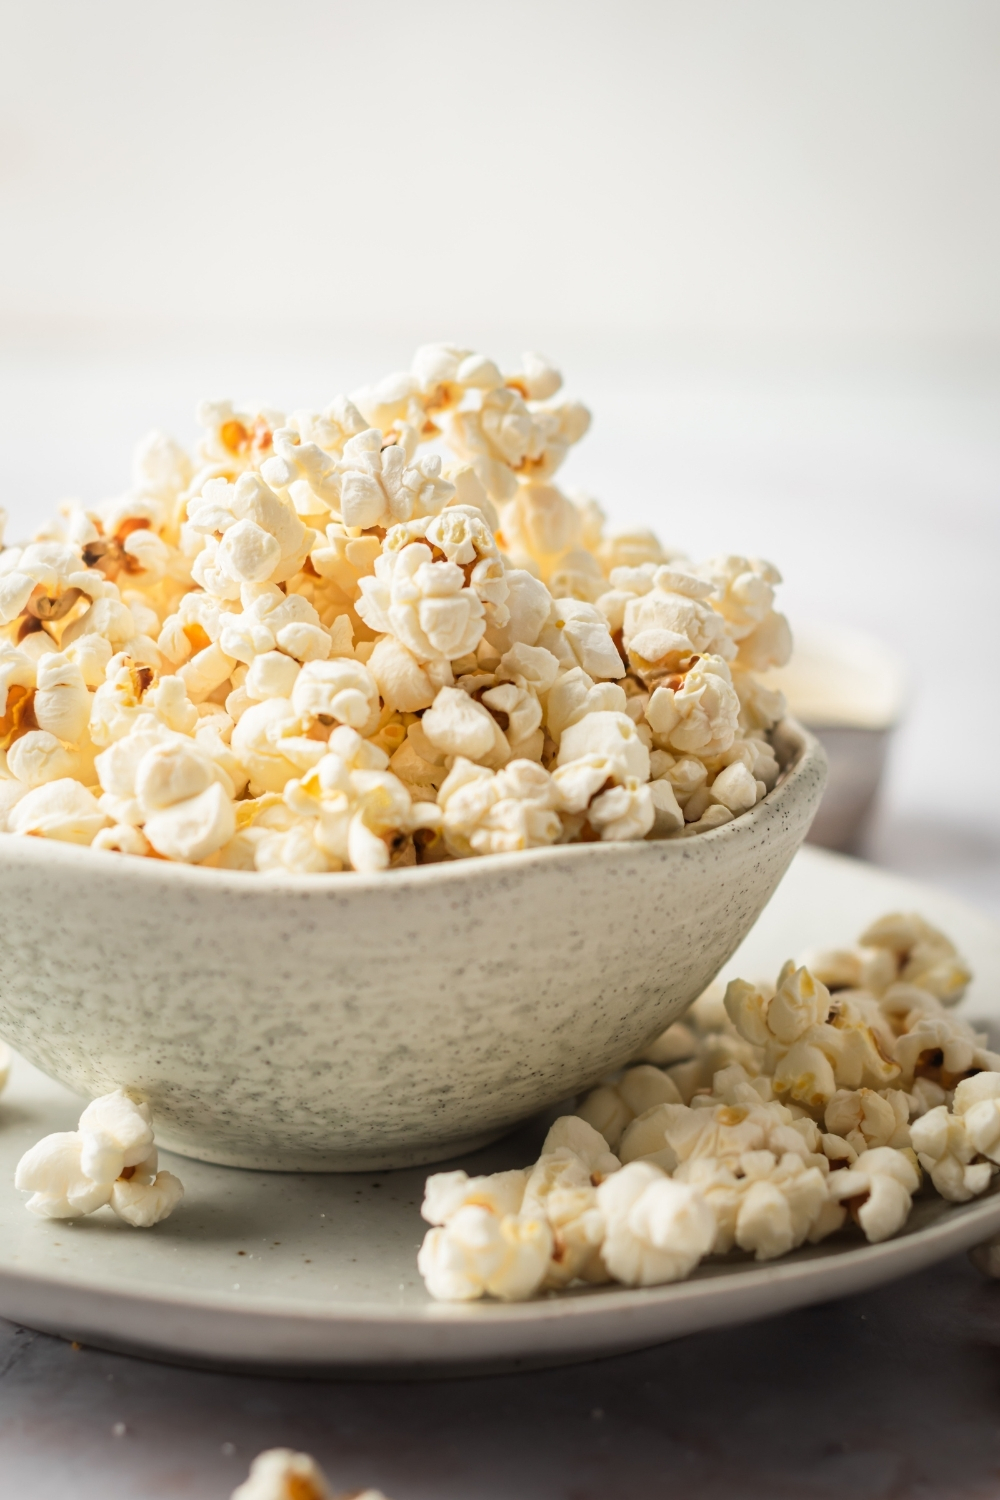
xmin=153 ymin=1123 xmax=513 ymax=1174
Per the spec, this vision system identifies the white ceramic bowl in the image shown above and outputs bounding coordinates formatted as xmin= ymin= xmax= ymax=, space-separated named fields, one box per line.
xmin=0 ymin=721 xmax=825 ymax=1171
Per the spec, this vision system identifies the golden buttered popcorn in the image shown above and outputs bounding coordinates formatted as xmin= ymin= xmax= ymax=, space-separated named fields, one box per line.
xmin=0 ymin=345 xmax=793 ymax=873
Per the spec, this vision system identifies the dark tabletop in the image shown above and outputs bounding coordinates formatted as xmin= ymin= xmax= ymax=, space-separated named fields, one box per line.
xmin=3 ymin=1249 xmax=1000 ymax=1499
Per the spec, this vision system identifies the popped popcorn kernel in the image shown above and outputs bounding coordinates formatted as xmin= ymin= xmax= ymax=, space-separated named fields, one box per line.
xmin=231 ymin=1449 xmax=332 ymax=1500
xmin=598 ymin=1162 xmax=716 ymax=1286
xmin=231 ymin=1448 xmax=391 ymax=1500
xmin=15 ymin=1087 xmax=182 ymax=1226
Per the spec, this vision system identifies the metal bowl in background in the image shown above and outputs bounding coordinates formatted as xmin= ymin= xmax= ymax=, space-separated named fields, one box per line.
xmin=764 ymin=624 xmax=906 ymax=854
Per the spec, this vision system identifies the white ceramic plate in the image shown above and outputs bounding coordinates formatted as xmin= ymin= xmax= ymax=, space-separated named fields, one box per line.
xmin=1 ymin=845 xmax=998 ymax=1376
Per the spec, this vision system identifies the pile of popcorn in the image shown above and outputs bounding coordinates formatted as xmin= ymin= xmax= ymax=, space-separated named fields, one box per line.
xmin=418 ymin=912 xmax=1000 ymax=1299
xmin=0 ymin=345 xmax=792 ymax=873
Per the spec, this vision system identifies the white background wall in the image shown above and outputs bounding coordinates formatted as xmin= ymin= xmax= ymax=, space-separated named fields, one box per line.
xmin=3 ymin=0 xmax=1000 ymax=342
xmin=1 ymin=1 xmax=998 ymax=907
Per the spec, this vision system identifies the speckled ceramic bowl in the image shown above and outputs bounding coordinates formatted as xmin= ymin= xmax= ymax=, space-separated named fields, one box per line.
xmin=0 ymin=720 xmax=824 ymax=1171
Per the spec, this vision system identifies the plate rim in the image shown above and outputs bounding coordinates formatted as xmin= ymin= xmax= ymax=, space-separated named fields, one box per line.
xmin=2 ymin=1185 xmax=999 ymax=1332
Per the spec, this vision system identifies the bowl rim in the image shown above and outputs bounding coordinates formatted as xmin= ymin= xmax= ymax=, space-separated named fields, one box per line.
xmin=0 ymin=718 xmax=824 ymax=896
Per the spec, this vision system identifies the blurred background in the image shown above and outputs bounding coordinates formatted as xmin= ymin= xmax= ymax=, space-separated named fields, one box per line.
xmin=1 ymin=0 xmax=998 ymax=910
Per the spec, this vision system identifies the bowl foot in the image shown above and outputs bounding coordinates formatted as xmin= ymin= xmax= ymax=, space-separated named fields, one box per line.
xmin=153 ymin=1122 xmax=513 ymax=1174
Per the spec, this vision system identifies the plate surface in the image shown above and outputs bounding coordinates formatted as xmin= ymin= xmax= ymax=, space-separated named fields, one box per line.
xmin=1 ymin=845 xmax=999 ymax=1376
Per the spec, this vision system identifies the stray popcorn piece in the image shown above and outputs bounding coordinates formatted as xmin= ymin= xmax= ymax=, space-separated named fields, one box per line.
xmin=231 ymin=1449 xmax=393 ymax=1500
xmin=14 ymin=1087 xmax=182 ymax=1227
xmin=0 ymin=345 xmax=792 ymax=873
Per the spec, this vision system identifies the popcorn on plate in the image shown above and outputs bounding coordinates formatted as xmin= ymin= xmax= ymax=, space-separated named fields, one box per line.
xmin=418 ymin=912 xmax=1000 ymax=1300
xmin=0 ymin=345 xmax=794 ymax=873
xmin=14 ymin=1087 xmax=183 ymax=1227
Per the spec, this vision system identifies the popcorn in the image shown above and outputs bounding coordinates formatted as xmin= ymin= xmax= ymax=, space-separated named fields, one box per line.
xmin=908 ymin=1074 xmax=1000 ymax=1202
xmin=418 ymin=1189 xmax=552 ymax=1303
xmin=244 ymin=651 xmax=301 ymax=703
xmin=32 ymin=652 xmax=91 ymax=743
xmin=437 ymin=757 xmax=560 ymax=856
xmin=338 ymin=428 xmax=455 ymax=530
xmin=417 ymin=1118 xmax=621 ymax=1302
xmin=7 ymin=730 xmax=81 ymax=788
xmin=6 ymin=778 xmax=107 ymax=844
xmin=359 ymin=542 xmax=487 ymax=666
xmin=584 ymin=778 xmax=655 ymax=841
xmin=94 ymin=731 xmax=238 ymax=863
xmin=545 ymin=668 xmax=628 ymax=747
xmin=291 ymin=658 xmax=379 ymax=734
xmin=231 ymin=698 xmax=318 ymax=794
xmin=366 ymin=635 xmax=435 ymax=713
xmin=0 ymin=344 xmax=795 ymax=872
xmin=954 ymin=1073 xmax=1000 ymax=1160
xmin=598 ymin=1163 xmax=716 ymax=1286
xmin=644 ymin=656 xmax=741 ymax=758
xmin=488 ymin=914 xmax=986 ymax=1296
xmin=219 ymin=584 xmax=332 ymax=668
xmin=485 ymin=568 xmax=551 ymax=655
xmin=541 ymin=1113 xmax=621 ymax=1181
xmin=617 ymin=1084 xmax=822 ymax=1179
xmin=577 ymin=1065 xmax=684 ymax=1150
xmin=708 ymin=759 xmax=760 ymax=816
xmin=618 ymin=567 xmax=732 ymax=664
xmin=276 ymin=725 xmax=439 ymax=872
xmin=885 ymin=993 xmax=999 ymax=1088
xmin=537 ymin=598 xmax=625 ymax=680
xmin=450 ymin=389 xmax=569 ymax=502
xmin=231 ymin=1448 xmax=390 ymax=1500
xmin=230 ymin=1449 xmax=333 ymax=1500
xmin=689 ymin=1149 xmax=837 ymax=1260
xmin=724 ymin=961 xmax=900 ymax=1112
xmin=15 ymin=1088 xmax=182 ymax=1226
xmin=825 ymin=1087 xmax=911 ymax=1152
xmin=556 ymin=709 xmax=649 ymax=782
xmin=860 ymin=912 xmax=972 ymax=1004
xmin=826 ymin=1146 xmax=921 ymax=1242
xmin=799 ymin=943 xmax=897 ymax=997
xmin=411 ymin=912 xmax=996 ymax=1305
xmin=143 ymin=780 xmax=235 ymax=863
xmin=521 ymin=1152 xmax=609 ymax=1289
xmin=422 ymin=686 xmax=509 ymax=768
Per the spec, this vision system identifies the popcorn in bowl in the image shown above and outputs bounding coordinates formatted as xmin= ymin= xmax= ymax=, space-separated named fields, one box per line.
xmin=417 ymin=911 xmax=1000 ymax=1301
xmin=0 ymin=346 xmax=794 ymax=873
